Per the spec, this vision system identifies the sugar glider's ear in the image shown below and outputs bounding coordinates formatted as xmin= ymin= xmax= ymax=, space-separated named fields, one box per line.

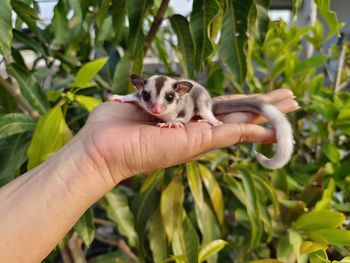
xmin=130 ymin=74 xmax=146 ymax=90
xmin=174 ymin=81 xmax=193 ymax=96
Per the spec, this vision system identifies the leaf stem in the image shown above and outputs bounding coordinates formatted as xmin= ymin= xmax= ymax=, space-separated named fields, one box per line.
xmin=94 ymin=232 xmax=138 ymax=262
xmin=0 ymin=74 xmax=40 ymax=118
xmin=143 ymin=0 xmax=170 ymax=55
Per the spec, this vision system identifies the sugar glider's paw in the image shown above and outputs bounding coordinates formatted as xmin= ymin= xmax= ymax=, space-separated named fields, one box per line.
xmin=157 ymin=122 xmax=185 ymax=129
xmin=197 ymin=119 xmax=223 ymax=127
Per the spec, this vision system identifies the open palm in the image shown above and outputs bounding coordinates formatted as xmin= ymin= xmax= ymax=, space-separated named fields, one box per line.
xmin=80 ymin=89 xmax=298 ymax=183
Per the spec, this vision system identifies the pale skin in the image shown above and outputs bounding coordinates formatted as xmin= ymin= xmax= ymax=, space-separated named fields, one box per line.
xmin=0 ymin=89 xmax=298 ymax=262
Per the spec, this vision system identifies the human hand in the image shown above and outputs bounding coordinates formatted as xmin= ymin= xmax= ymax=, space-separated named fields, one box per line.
xmin=78 ymin=89 xmax=298 ymax=184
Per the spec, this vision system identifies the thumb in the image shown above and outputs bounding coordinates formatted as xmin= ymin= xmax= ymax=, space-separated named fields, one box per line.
xmin=208 ymin=123 xmax=276 ymax=150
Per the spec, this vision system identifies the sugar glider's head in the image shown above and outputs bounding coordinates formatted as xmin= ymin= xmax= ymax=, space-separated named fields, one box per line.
xmin=130 ymin=74 xmax=193 ymax=116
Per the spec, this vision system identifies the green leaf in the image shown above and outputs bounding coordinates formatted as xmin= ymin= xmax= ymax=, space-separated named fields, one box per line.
xmin=74 ymin=57 xmax=109 ymax=88
xmin=140 ymin=169 xmax=163 ymax=193
xmin=186 ymin=162 xmax=203 ymax=207
xmin=7 ymin=63 xmax=49 ymax=115
xmin=294 ymin=55 xmax=327 ymax=75
xmin=127 ymin=0 xmax=153 ymax=58
xmin=293 ymin=210 xmax=345 ymax=231
xmin=198 ymin=239 xmax=228 ymax=263
xmin=148 ymin=207 xmax=168 ymax=263
xmin=195 ymin=201 xmax=221 ymax=263
xmin=27 ymin=107 xmax=72 ymax=169
xmin=74 ymin=209 xmax=95 ymax=247
xmin=11 ymin=0 xmax=43 ymax=40
xmin=169 ymin=15 xmax=195 ymax=78
xmin=0 ymin=86 xmax=16 ymax=113
xmin=0 ymin=0 xmax=12 ymax=57
xmin=172 ymin=211 xmax=200 ymax=263
xmin=0 ymin=113 xmax=36 ymax=140
xmin=97 ymin=15 xmax=114 ymax=42
xmin=0 ymin=133 xmax=29 ymax=186
xmin=51 ymin=0 xmax=70 ymax=45
xmin=253 ymin=175 xmax=279 ymax=216
xmin=75 ymin=95 xmax=101 ymax=112
xmin=252 ymin=0 xmax=270 ymax=46
xmin=310 ymin=229 xmax=350 ymax=246
xmin=313 ymin=0 xmax=344 ymax=40
xmin=161 ymin=255 xmax=188 ymax=263
xmin=132 ymin=171 xmax=161 ymax=236
xmin=111 ymin=54 xmax=132 ymax=94
xmin=206 ymin=62 xmax=225 ymax=96
xmin=89 ymin=252 xmax=120 ymax=263
xmin=13 ymin=29 xmax=47 ymax=56
xmin=219 ymin=0 xmax=254 ymax=85
xmin=189 ymin=0 xmax=220 ymax=72
xmin=154 ymin=35 xmax=174 ymax=74
xmin=161 ymin=176 xmax=184 ymax=242
xmin=288 ymin=229 xmax=304 ymax=260
xmin=315 ymin=179 xmax=335 ymax=211
xmin=110 ymin=0 xmax=127 ymax=43
xmin=300 ymin=241 xmax=327 ymax=255
xmin=239 ymin=168 xmax=262 ymax=249
xmin=198 ymin=164 xmax=224 ymax=225
xmin=250 ymin=260 xmax=284 ymax=263
xmin=96 ymin=0 xmax=112 ymax=28
xmin=101 ymin=188 xmax=139 ymax=248
xmin=322 ymin=143 xmax=340 ymax=163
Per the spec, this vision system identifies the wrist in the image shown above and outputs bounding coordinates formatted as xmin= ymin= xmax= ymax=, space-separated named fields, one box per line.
xmin=50 ymin=128 xmax=120 ymax=202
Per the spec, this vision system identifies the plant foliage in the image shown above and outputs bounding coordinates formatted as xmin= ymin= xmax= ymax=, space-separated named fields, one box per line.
xmin=0 ymin=0 xmax=350 ymax=262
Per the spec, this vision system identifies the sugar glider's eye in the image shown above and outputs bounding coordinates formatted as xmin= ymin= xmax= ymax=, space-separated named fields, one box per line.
xmin=142 ymin=91 xmax=151 ymax=102
xmin=165 ymin=93 xmax=174 ymax=103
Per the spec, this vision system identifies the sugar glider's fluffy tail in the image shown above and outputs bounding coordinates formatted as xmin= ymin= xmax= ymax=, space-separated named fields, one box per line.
xmin=212 ymin=99 xmax=294 ymax=169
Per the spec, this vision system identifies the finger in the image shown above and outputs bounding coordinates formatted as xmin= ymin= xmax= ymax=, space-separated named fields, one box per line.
xmin=192 ymin=123 xmax=276 ymax=153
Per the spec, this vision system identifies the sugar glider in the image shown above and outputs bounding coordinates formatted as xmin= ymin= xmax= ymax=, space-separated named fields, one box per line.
xmin=109 ymin=74 xmax=293 ymax=169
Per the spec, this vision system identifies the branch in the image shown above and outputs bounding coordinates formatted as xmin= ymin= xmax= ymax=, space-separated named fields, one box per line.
xmin=94 ymin=232 xmax=138 ymax=262
xmin=94 ymin=218 xmax=115 ymax=227
xmin=0 ymin=74 xmax=40 ymax=118
xmin=67 ymin=232 xmax=87 ymax=263
xmin=143 ymin=0 xmax=170 ymax=55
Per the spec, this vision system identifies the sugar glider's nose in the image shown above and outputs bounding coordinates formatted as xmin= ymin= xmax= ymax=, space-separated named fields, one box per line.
xmin=151 ymin=104 xmax=162 ymax=114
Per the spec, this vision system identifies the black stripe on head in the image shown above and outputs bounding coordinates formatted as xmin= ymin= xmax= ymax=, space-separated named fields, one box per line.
xmin=155 ymin=76 xmax=167 ymax=96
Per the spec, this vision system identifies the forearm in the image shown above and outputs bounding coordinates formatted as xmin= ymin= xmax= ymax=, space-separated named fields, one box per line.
xmin=0 ymin=131 xmax=117 ymax=262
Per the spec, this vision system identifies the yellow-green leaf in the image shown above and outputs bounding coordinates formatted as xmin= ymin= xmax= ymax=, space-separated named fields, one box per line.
xmin=148 ymin=207 xmax=167 ymax=263
xmin=300 ymin=241 xmax=327 ymax=255
xmin=198 ymin=164 xmax=224 ymax=224
xmin=74 ymin=209 xmax=95 ymax=247
xmin=28 ymin=107 xmax=72 ymax=170
xmin=101 ymin=188 xmax=139 ymax=248
xmin=75 ymin=95 xmax=101 ymax=112
xmin=186 ymin=162 xmax=203 ymax=207
xmin=250 ymin=260 xmax=284 ymax=263
xmin=293 ymin=210 xmax=345 ymax=231
xmin=74 ymin=57 xmax=108 ymax=88
xmin=161 ymin=177 xmax=184 ymax=242
xmin=172 ymin=211 xmax=200 ymax=263
xmin=198 ymin=239 xmax=228 ymax=263
xmin=0 ymin=0 xmax=12 ymax=57
xmin=310 ymin=229 xmax=350 ymax=246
